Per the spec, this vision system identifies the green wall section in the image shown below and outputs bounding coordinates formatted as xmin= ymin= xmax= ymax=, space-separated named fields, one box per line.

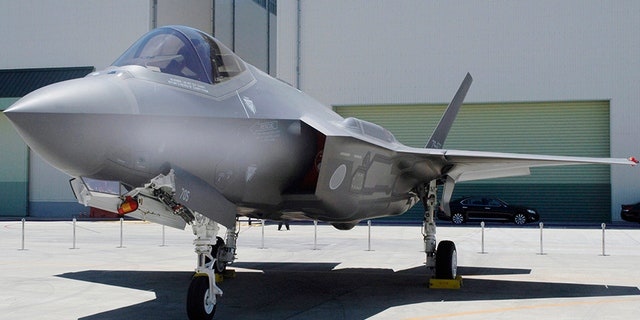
xmin=0 ymin=98 xmax=19 ymax=111
xmin=0 ymin=98 xmax=28 ymax=217
xmin=0 ymin=182 xmax=28 ymax=216
xmin=335 ymin=101 xmax=612 ymax=223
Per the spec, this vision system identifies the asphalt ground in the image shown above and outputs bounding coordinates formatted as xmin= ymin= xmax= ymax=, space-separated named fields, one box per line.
xmin=2 ymin=220 xmax=640 ymax=319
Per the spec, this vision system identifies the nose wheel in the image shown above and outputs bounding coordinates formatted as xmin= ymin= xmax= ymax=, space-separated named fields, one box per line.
xmin=187 ymin=276 xmax=217 ymax=320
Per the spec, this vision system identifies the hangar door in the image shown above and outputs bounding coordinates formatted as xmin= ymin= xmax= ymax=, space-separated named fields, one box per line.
xmin=335 ymin=101 xmax=611 ymax=223
xmin=0 ymin=98 xmax=28 ymax=217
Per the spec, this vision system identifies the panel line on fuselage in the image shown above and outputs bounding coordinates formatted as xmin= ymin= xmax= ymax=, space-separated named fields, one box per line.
xmin=236 ymin=90 xmax=251 ymax=118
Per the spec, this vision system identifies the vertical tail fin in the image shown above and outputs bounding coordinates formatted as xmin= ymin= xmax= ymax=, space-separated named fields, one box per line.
xmin=425 ymin=73 xmax=473 ymax=149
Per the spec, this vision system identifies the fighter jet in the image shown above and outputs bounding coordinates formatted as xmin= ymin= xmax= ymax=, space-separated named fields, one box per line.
xmin=4 ymin=25 xmax=636 ymax=320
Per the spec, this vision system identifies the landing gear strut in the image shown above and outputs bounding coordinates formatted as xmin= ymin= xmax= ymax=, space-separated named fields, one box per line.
xmin=187 ymin=214 xmax=238 ymax=320
xmin=420 ymin=180 xmax=457 ymax=280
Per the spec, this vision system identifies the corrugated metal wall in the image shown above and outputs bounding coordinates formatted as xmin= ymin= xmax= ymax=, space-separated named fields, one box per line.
xmin=335 ymin=101 xmax=611 ymax=223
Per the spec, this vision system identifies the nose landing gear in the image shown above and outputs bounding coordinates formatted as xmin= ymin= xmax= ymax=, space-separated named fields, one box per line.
xmin=187 ymin=214 xmax=238 ymax=320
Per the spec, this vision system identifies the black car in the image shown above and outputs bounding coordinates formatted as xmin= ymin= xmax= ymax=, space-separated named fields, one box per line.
xmin=621 ymin=203 xmax=640 ymax=222
xmin=437 ymin=196 xmax=540 ymax=225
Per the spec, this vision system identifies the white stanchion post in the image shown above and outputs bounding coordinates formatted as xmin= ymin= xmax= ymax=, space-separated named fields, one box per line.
xmin=479 ymin=221 xmax=487 ymax=254
xmin=118 ymin=217 xmax=124 ymax=248
xmin=367 ymin=220 xmax=372 ymax=251
xmin=260 ymin=219 xmax=265 ymax=249
xmin=538 ymin=222 xmax=545 ymax=255
xmin=313 ymin=220 xmax=318 ymax=250
xmin=71 ymin=218 xmax=77 ymax=249
xmin=20 ymin=218 xmax=25 ymax=251
xmin=161 ymin=225 xmax=167 ymax=246
xmin=601 ymin=223 xmax=607 ymax=256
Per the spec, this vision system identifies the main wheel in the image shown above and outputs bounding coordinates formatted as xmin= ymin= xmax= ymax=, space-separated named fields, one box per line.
xmin=513 ymin=213 xmax=527 ymax=225
xmin=187 ymin=276 xmax=216 ymax=320
xmin=451 ymin=213 xmax=465 ymax=225
xmin=205 ymin=237 xmax=227 ymax=274
xmin=435 ymin=240 xmax=457 ymax=279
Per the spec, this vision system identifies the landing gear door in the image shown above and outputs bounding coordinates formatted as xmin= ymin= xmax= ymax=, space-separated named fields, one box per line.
xmin=172 ymin=166 xmax=237 ymax=229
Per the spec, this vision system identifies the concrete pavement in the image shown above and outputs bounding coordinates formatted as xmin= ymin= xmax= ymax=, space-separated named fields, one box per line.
xmin=2 ymin=220 xmax=640 ymax=319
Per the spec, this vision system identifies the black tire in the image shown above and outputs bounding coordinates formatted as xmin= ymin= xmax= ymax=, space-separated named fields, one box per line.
xmin=513 ymin=213 xmax=527 ymax=225
xmin=451 ymin=213 xmax=465 ymax=225
xmin=435 ymin=240 xmax=457 ymax=279
xmin=205 ymin=237 xmax=226 ymax=273
xmin=187 ymin=276 xmax=216 ymax=320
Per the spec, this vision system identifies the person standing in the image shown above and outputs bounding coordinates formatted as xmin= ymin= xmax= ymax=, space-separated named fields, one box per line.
xmin=278 ymin=221 xmax=290 ymax=231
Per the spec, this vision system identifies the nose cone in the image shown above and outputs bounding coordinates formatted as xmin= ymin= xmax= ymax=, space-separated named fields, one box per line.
xmin=4 ymin=75 xmax=137 ymax=177
xmin=5 ymin=74 xmax=136 ymax=114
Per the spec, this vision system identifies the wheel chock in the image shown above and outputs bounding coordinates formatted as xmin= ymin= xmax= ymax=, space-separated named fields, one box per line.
xmin=214 ymin=269 xmax=237 ymax=283
xmin=223 ymin=269 xmax=236 ymax=279
xmin=429 ymin=276 xmax=463 ymax=289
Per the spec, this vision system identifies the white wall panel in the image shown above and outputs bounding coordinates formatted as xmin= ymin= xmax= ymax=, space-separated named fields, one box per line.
xmin=269 ymin=11 xmax=277 ymax=76
xmin=214 ymin=0 xmax=234 ymax=48
xmin=276 ymin=0 xmax=298 ymax=86
xmin=157 ymin=0 xmax=212 ymax=34
xmin=234 ymin=1 xmax=269 ymax=71
xmin=293 ymin=1 xmax=639 ymax=106
xmin=0 ymin=0 xmax=151 ymax=70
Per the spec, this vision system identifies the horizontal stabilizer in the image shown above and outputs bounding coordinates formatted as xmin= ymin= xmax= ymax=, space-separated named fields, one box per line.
xmin=426 ymin=73 xmax=473 ymax=149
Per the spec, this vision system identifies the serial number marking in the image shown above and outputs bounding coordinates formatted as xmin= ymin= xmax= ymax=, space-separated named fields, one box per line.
xmin=179 ymin=187 xmax=191 ymax=202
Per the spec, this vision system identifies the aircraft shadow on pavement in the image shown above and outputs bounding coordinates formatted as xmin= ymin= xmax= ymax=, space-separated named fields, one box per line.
xmin=58 ymin=262 xmax=640 ymax=320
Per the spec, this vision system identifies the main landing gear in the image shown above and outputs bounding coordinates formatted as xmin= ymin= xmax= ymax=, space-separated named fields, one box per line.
xmin=186 ymin=214 xmax=238 ymax=320
xmin=420 ymin=180 xmax=457 ymax=280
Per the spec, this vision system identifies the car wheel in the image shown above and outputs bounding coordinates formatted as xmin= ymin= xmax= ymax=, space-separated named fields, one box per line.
xmin=514 ymin=213 xmax=527 ymax=225
xmin=451 ymin=213 xmax=465 ymax=225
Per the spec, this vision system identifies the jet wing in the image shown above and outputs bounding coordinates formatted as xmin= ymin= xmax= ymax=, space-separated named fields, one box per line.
xmin=437 ymin=149 xmax=636 ymax=182
xmin=395 ymin=146 xmax=636 ymax=215
xmin=394 ymin=145 xmax=636 ymax=185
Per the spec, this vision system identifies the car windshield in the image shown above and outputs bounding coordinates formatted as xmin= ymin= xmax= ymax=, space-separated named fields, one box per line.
xmin=462 ymin=197 xmax=507 ymax=206
xmin=112 ymin=26 xmax=245 ymax=84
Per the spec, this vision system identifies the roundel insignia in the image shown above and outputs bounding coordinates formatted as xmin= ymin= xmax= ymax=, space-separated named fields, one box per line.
xmin=329 ymin=164 xmax=347 ymax=190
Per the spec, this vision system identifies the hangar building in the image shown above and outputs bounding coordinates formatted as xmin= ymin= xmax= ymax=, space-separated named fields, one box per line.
xmin=1 ymin=1 xmax=638 ymax=223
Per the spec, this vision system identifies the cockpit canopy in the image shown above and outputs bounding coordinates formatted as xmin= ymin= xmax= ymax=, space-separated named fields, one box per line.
xmin=112 ymin=25 xmax=245 ymax=84
xmin=342 ymin=117 xmax=397 ymax=143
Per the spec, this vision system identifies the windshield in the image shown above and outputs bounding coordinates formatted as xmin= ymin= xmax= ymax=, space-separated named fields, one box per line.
xmin=112 ymin=26 xmax=245 ymax=84
xmin=341 ymin=117 xmax=397 ymax=143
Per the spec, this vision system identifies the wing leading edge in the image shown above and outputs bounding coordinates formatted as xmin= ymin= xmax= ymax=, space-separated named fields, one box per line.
xmin=438 ymin=149 xmax=636 ymax=182
xmin=397 ymin=145 xmax=636 ymax=185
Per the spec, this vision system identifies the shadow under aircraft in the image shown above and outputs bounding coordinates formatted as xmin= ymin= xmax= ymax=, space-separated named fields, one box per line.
xmin=59 ymin=262 xmax=640 ymax=320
